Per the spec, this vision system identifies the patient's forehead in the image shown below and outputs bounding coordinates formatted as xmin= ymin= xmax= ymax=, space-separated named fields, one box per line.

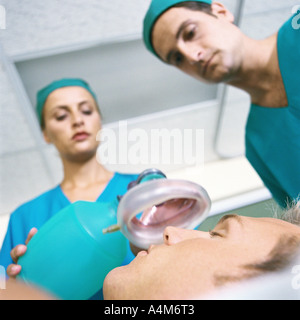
xmin=245 ymin=216 xmax=300 ymax=232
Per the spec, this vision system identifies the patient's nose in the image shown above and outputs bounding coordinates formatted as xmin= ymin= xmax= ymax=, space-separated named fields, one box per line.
xmin=163 ymin=226 xmax=207 ymax=245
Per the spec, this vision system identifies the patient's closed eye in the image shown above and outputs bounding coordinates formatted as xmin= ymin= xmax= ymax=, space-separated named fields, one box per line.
xmin=209 ymin=230 xmax=223 ymax=238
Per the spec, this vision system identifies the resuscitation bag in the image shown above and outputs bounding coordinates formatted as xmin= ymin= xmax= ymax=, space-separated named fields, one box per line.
xmin=17 ymin=201 xmax=126 ymax=300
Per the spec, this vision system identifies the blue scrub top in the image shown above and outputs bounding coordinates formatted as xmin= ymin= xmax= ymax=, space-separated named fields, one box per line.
xmin=245 ymin=15 xmax=300 ymax=208
xmin=0 ymin=172 xmax=138 ymax=299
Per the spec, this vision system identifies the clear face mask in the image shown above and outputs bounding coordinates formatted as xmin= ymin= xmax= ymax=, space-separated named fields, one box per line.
xmin=103 ymin=169 xmax=211 ymax=249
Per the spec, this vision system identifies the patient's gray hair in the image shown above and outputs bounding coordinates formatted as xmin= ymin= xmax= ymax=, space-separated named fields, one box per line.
xmin=214 ymin=201 xmax=300 ymax=287
xmin=280 ymin=199 xmax=300 ymax=226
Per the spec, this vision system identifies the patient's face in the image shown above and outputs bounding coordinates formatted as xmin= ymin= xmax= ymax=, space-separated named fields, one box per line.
xmin=103 ymin=215 xmax=300 ymax=300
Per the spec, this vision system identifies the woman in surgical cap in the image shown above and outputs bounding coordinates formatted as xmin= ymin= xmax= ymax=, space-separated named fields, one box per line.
xmin=0 ymin=78 xmax=139 ymax=300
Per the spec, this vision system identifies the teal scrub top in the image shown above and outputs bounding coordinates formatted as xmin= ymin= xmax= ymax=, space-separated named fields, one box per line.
xmin=0 ymin=172 xmax=138 ymax=299
xmin=245 ymin=15 xmax=300 ymax=208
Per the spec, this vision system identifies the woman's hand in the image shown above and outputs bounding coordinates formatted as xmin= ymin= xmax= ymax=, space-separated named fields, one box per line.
xmin=6 ymin=228 xmax=38 ymax=278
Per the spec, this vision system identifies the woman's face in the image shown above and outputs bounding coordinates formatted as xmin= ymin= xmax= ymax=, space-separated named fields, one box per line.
xmin=42 ymin=86 xmax=102 ymax=161
xmin=103 ymin=215 xmax=300 ymax=300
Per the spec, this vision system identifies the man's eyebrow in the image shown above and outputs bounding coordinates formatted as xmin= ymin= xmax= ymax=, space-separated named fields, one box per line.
xmin=165 ymin=20 xmax=193 ymax=64
xmin=176 ymin=19 xmax=193 ymax=39
xmin=216 ymin=214 xmax=243 ymax=227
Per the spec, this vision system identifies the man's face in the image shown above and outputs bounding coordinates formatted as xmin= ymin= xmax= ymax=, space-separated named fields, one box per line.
xmin=151 ymin=4 xmax=243 ymax=83
xmin=103 ymin=215 xmax=300 ymax=299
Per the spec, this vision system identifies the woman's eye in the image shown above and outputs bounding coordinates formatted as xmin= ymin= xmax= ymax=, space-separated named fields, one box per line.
xmin=82 ymin=109 xmax=93 ymax=115
xmin=55 ymin=114 xmax=67 ymax=121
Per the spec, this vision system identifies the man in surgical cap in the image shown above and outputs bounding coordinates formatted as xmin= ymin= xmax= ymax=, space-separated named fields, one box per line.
xmin=143 ymin=0 xmax=300 ymax=209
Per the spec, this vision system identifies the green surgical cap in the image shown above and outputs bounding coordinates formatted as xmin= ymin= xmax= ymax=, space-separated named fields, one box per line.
xmin=36 ymin=78 xmax=98 ymax=125
xmin=143 ymin=0 xmax=212 ymax=58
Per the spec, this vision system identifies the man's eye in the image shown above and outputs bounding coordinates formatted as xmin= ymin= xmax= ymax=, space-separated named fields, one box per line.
xmin=184 ymin=25 xmax=197 ymax=41
xmin=173 ymin=52 xmax=184 ymax=66
xmin=185 ymin=29 xmax=195 ymax=40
